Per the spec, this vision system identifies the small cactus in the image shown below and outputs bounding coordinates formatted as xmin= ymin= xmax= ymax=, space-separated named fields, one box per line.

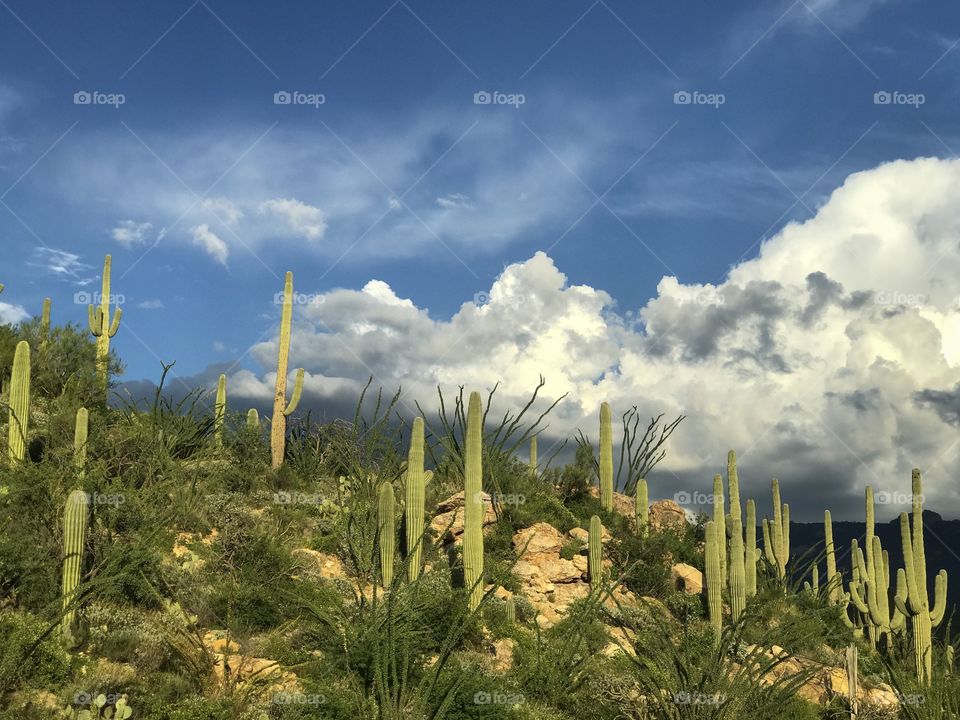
xmin=74 ymin=408 xmax=89 ymax=479
xmin=87 ymin=255 xmax=122 ymax=398
xmin=463 ymin=392 xmax=484 ymax=611
xmin=635 ymin=478 xmax=649 ymax=538
xmin=378 ymin=482 xmax=395 ymax=588
xmin=405 ymin=417 xmax=430 ymax=582
xmin=41 ymin=297 xmax=51 ymax=339
xmin=247 ymin=408 xmax=260 ymax=429
xmin=61 ymin=490 xmax=89 ymax=647
xmin=7 ymin=341 xmax=30 ymax=463
xmin=214 ymin=374 xmax=227 ymax=448
xmin=599 ymin=403 xmax=613 ymax=511
xmin=505 ymin=596 xmax=516 ymax=624
xmin=529 ymin=435 xmax=537 ymax=477
xmin=589 ymin=515 xmax=603 ymax=591
xmin=270 ymin=271 xmax=305 ymax=469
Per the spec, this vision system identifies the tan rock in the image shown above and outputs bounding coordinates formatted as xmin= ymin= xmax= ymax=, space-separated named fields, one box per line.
xmin=291 ymin=549 xmax=347 ymax=580
xmin=513 ymin=522 xmax=565 ymax=558
xmin=650 ymin=500 xmax=687 ymax=530
xmin=430 ymin=491 xmax=496 ymax=544
xmin=865 ymin=683 xmax=899 ymax=707
xmin=671 ymin=563 xmax=703 ymax=594
xmin=491 ymin=638 xmax=515 ymax=673
xmin=568 ymin=527 xmax=589 ymax=544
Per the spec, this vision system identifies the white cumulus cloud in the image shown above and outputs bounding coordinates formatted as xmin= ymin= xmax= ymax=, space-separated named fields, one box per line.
xmin=191 ymin=224 xmax=229 ymax=266
xmin=258 ymin=198 xmax=327 ymax=240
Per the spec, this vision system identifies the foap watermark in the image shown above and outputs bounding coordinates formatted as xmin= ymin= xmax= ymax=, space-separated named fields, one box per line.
xmin=88 ymin=492 xmax=126 ymax=508
xmin=673 ymin=691 xmax=726 ymax=706
xmin=895 ymin=691 xmax=926 ymax=706
xmin=75 ymin=291 xmax=126 ymax=306
xmin=473 ymin=691 xmax=524 ymax=705
xmin=873 ymin=290 xmax=928 ymax=308
xmin=873 ymin=90 xmax=925 ymax=108
xmin=274 ymin=291 xmax=325 ymax=306
xmin=273 ymin=692 xmax=327 ymax=705
xmin=673 ymin=90 xmax=725 ymax=108
xmin=273 ymin=491 xmax=326 ymax=506
xmin=473 ymin=90 xmax=525 ymax=108
xmin=487 ymin=492 xmax=526 ymax=507
xmin=74 ymin=90 xmax=126 ymax=108
xmin=674 ymin=491 xmax=714 ymax=507
xmin=875 ymin=490 xmax=923 ymax=506
xmin=675 ymin=288 xmax=726 ymax=307
xmin=274 ymin=90 xmax=326 ymax=108
xmin=73 ymin=691 xmax=126 ymax=706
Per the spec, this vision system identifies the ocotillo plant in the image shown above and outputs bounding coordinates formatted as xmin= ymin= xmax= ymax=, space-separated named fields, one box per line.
xmin=62 ymin=489 xmax=89 ymax=647
xmin=378 ymin=483 xmax=395 ymax=588
xmin=405 ymin=417 xmax=433 ymax=582
xmin=7 ymin=341 xmax=30 ymax=463
xmin=214 ymin=374 xmax=227 ymax=448
xmin=529 ymin=435 xmax=537 ymax=477
xmin=87 ymin=254 xmax=122 ymax=397
xmin=589 ymin=515 xmax=603 ymax=591
xmin=247 ymin=409 xmax=259 ymax=429
xmin=463 ymin=392 xmax=484 ymax=611
xmin=270 ymin=271 xmax=305 ymax=469
xmin=635 ymin=478 xmax=649 ymax=538
xmin=745 ymin=499 xmax=757 ymax=597
xmin=74 ymin=408 xmax=89 ymax=479
xmin=712 ymin=474 xmax=726 ymax=586
xmin=895 ymin=469 xmax=948 ymax=683
xmin=705 ymin=520 xmax=722 ymax=644
xmin=599 ymin=402 xmax=613 ymax=511
xmin=729 ymin=516 xmax=746 ymax=622
xmin=763 ymin=479 xmax=790 ymax=582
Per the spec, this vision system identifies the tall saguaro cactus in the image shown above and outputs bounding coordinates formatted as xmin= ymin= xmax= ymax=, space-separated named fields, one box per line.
xmin=635 ymin=478 xmax=649 ymax=538
xmin=214 ymin=374 xmax=227 ymax=448
xmin=895 ymin=470 xmax=948 ymax=683
xmin=74 ymin=408 xmax=89 ymax=479
xmin=824 ymin=510 xmax=838 ymax=604
xmin=763 ymin=479 xmax=790 ymax=582
xmin=729 ymin=516 xmax=746 ymax=622
xmin=745 ymin=499 xmax=757 ymax=597
xmin=712 ymin=474 xmax=726 ymax=586
xmin=599 ymin=402 xmax=613 ymax=511
xmin=463 ymin=392 xmax=485 ymax=611
xmin=270 ymin=272 xmax=305 ymax=469
xmin=40 ymin=297 xmax=51 ymax=340
xmin=727 ymin=450 xmax=741 ymax=522
xmin=61 ymin=489 xmax=89 ymax=647
xmin=405 ymin=417 xmax=433 ymax=582
xmin=705 ymin=520 xmax=723 ymax=644
xmin=87 ymin=255 xmax=122 ymax=397
xmin=378 ymin=483 xmax=396 ymax=588
xmin=589 ymin=515 xmax=603 ymax=591
xmin=7 ymin=341 xmax=30 ymax=463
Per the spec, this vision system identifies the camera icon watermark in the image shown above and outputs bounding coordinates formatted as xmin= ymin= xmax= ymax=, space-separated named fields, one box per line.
xmin=74 ymin=91 xmax=126 ymax=108
xmin=75 ymin=291 xmax=126 ymax=306
xmin=673 ymin=491 xmax=714 ymax=507
xmin=873 ymin=90 xmax=925 ymax=108
xmin=474 ymin=691 xmax=524 ymax=705
xmin=673 ymin=90 xmax=725 ymax=108
xmin=273 ymin=90 xmax=326 ymax=108
xmin=473 ymin=90 xmax=526 ymax=108
xmin=473 ymin=291 xmax=526 ymax=310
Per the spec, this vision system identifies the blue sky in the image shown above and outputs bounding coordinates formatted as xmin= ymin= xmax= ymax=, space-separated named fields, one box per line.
xmin=3 ymin=0 xmax=960 ymax=518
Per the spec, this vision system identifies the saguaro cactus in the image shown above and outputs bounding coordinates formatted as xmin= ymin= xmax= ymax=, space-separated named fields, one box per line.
xmin=7 ymin=341 xmax=30 ymax=463
xmin=505 ymin=596 xmax=516 ymax=624
xmin=729 ymin=516 xmax=746 ymax=622
xmin=745 ymin=499 xmax=757 ymax=597
xmin=636 ymin=478 xmax=649 ymax=538
xmin=824 ymin=510 xmax=838 ymax=603
xmin=529 ymin=435 xmax=537 ymax=477
xmin=705 ymin=520 xmax=723 ymax=643
xmin=895 ymin=470 xmax=948 ymax=683
xmin=850 ymin=535 xmax=906 ymax=650
xmin=87 ymin=255 xmax=122 ymax=396
xmin=727 ymin=450 xmax=741 ymax=522
xmin=764 ymin=479 xmax=790 ymax=582
xmin=589 ymin=515 xmax=603 ymax=591
xmin=463 ymin=392 xmax=484 ymax=611
xmin=599 ymin=403 xmax=613 ymax=511
xmin=713 ymin=474 xmax=726 ymax=586
xmin=405 ymin=417 xmax=433 ymax=582
xmin=74 ymin=408 xmax=89 ymax=479
xmin=214 ymin=374 xmax=227 ymax=448
xmin=61 ymin=489 xmax=89 ymax=647
xmin=845 ymin=644 xmax=859 ymax=717
xmin=40 ymin=297 xmax=51 ymax=340
xmin=378 ymin=482 xmax=395 ymax=587
xmin=247 ymin=409 xmax=260 ymax=429
xmin=270 ymin=272 xmax=305 ymax=469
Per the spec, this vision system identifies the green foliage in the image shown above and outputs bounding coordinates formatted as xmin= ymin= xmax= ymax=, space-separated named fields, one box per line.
xmin=0 ymin=611 xmax=73 ymax=691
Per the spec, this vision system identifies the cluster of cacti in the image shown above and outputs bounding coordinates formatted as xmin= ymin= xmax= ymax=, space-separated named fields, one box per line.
xmin=704 ymin=519 xmax=722 ymax=643
xmin=61 ymin=489 xmax=89 ymax=647
xmin=598 ymin=402 xmax=613 ymax=511
xmin=7 ymin=340 xmax=30 ymax=463
xmin=896 ymin=470 xmax=948 ymax=683
xmin=405 ymin=417 xmax=433 ymax=582
xmin=635 ymin=478 xmax=648 ymax=538
xmin=63 ymin=693 xmax=133 ymax=719
xmin=378 ymin=482 xmax=395 ymax=587
xmin=87 ymin=255 xmax=122 ymax=398
xmin=214 ymin=374 xmax=227 ymax=448
xmin=762 ymin=479 xmax=790 ymax=582
xmin=463 ymin=392 xmax=484 ymax=611
xmin=588 ymin=514 xmax=603 ymax=591
xmin=270 ymin=272 xmax=305 ymax=470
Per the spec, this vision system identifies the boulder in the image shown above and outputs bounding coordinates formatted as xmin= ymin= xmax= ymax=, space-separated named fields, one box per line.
xmin=671 ymin=563 xmax=703 ymax=594
xmin=513 ymin=522 xmax=565 ymax=559
xmin=430 ymin=491 xmax=497 ymax=545
xmin=650 ymin=500 xmax=687 ymax=530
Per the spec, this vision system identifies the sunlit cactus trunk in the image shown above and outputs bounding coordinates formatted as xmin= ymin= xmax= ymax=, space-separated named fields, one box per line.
xmin=635 ymin=478 xmax=649 ymax=538
xmin=589 ymin=515 xmax=603 ymax=591
xmin=405 ymin=417 xmax=429 ymax=582
xmin=74 ymin=408 xmax=89 ymax=479
xmin=529 ymin=435 xmax=537 ymax=477
xmin=87 ymin=255 xmax=122 ymax=400
xmin=214 ymin=374 xmax=227 ymax=448
xmin=705 ymin=520 xmax=723 ymax=644
xmin=7 ymin=341 xmax=30 ymax=463
xmin=463 ymin=392 xmax=484 ymax=611
xmin=61 ymin=490 xmax=89 ymax=647
xmin=713 ymin=474 xmax=726 ymax=587
xmin=728 ymin=517 xmax=746 ymax=623
xmin=599 ymin=403 xmax=613 ymax=511
xmin=270 ymin=272 xmax=305 ymax=469
xmin=378 ymin=482 xmax=395 ymax=588
xmin=745 ymin=499 xmax=757 ymax=597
